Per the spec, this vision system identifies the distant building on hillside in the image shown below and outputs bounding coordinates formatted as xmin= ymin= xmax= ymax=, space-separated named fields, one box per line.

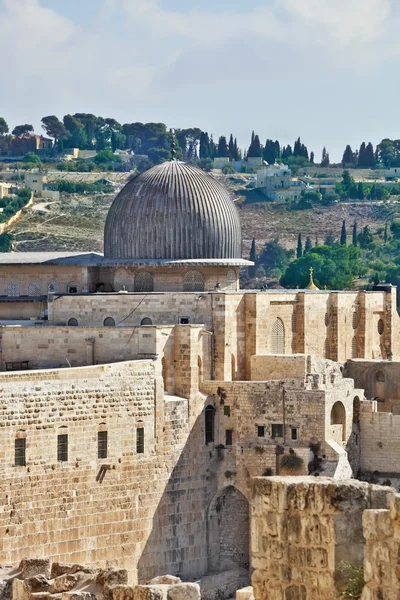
xmin=11 ymin=134 xmax=53 ymax=156
xmin=24 ymin=172 xmax=59 ymax=200
xmin=256 ymin=162 xmax=304 ymax=202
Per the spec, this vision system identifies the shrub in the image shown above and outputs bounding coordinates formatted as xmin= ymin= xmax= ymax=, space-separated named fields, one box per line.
xmin=280 ymin=450 xmax=304 ymax=474
xmin=340 ymin=562 xmax=364 ymax=599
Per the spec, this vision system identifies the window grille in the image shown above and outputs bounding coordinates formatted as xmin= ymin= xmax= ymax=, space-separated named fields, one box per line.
xmin=271 ymin=318 xmax=285 ymax=354
xmin=257 ymin=425 xmax=265 ymax=438
xmin=48 ymin=281 xmax=60 ymax=294
xmin=205 ymin=406 xmax=215 ymax=444
xmin=98 ymin=431 xmax=108 ymax=459
xmin=136 ymin=428 xmax=144 ymax=454
xmin=225 ymin=430 xmax=233 ymax=446
xmin=351 ymin=337 xmax=358 ymax=358
xmin=15 ymin=438 xmax=26 ymax=467
xmin=7 ymin=282 xmax=20 ymax=297
xmin=57 ymin=434 xmax=68 ymax=462
xmin=183 ymin=270 xmax=204 ymax=292
xmin=271 ymin=423 xmax=284 ymax=438
xmin=352 ymin=312 xmax=358 ymax=329
xmin=134 ymin=272 xmax=154 ymax=293
xmin=28 ymin=281 xmax=41 ymax=296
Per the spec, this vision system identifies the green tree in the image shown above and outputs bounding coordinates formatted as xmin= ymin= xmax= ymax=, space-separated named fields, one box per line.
xmin=94 ymin=148 xmax=120 ymax=164
xmin=321 ymin=147 xmax=330 ymax=167
xmin=247 ymin=134 xmax=262 ymax=158
xmin=296 ymin=233 xmax=303 ymax=258
xmin=0 ymin=117 xmax=8 ymax=136
xmin=217 ymin=136 xmax=229 ymax=158
xmin=12 ymin=124 xmax=34 ymax=136
xmin=342 ymin=145 xmax=355 ymax=167
xmin=310 ymin=151 xmax=314 ymax=164
xmin=384 ymin=222 xmax=388 ymax=243
xmin=377 ymin=138 xmax=397 ymax=167
xmin=358 ymin=225 xmax=373 ymax=249
xmin=41 ymin=115 xmax=67 ymax=149
xmin=258 ymin=240 xmax=294 ymax=277
xmin=390 ymin=221 xmax=400 ymax=239
xmin=263 ymin=139 xmax=280 ymax=164
xmin=340 ymin=220 xmax=347 ymax=246
xmin=357 ymin=182 xmax=365 ymax=200
xmin=304 ymin=237 xmax=312 ymax=253
xmin=352 ymin=222 xmax=358 ymax=246
xmin=0 ymin=232 xmax=13 ymax=252
xmin=23 ymin=152 xmax=42 ymax=165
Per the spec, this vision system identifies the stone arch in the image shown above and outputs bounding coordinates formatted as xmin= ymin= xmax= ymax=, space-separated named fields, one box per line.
xmin=134 ymin=271 xmax=154 ymax=293
xmin=207 ymin=486 xmax=249 ymax=573
xmin=183 ymin=270 xmax=204 ymax=292
xmin=271 ymin=317 xmax=285 ymax=354
xmin=141 ymin=317 xmax=153 ymax=326
xmin=103 ymin=317 xmax=115 ymax=327
xmin=375 ymin=370 xmax=385 ymax=401
xmin=331 ymin=401 xmax=346 ymax=442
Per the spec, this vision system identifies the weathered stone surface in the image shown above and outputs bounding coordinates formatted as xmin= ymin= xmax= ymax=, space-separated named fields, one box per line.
xmin=50 ymin=574 xmax=80 ymax=594
xmin=167 ymin=584 xmax=200 ymax=600
xmin=235 ymin=587 xmax=254 ymax=600
xmin=132 ymin=586 xmax=165 ymax=600
xmin=110 ymin=585 xmax=135 ymax=600
xmin=96 ymin=569 xmax=128 ymax=588
xmin=148 ymin=577 xmax=181 ymax=586
xmin=50 ymin=564 xmax=75 ymax=579
xmin=62 ymin=593 xmax=96 ymax=600
xmin=25 ymin=576 xmax=50 ymax=593
xmin=19 ymin=560 xmax=51 ymax=580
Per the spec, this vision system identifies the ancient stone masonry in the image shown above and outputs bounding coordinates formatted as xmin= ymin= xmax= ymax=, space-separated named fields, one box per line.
xmin=250 ymin=477 xmax=392 ymax=600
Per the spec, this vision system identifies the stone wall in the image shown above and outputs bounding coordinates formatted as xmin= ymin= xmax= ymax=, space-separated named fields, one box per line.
xmin=250 ymin=477 xmax=392 ymax=600
xmin=358 ymin=400 xmax=400 ymax=474
xmin=344 ymin=359 xmax=400 ymax=413
xmin=0 ymin=264 xmax=89 ymax=296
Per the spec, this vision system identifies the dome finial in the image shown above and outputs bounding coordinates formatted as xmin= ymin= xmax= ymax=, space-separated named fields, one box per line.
xmin=306 ymin=266 xmax=319 ymax=290
xmin=170 ymin=129 xmax=177 ymax=161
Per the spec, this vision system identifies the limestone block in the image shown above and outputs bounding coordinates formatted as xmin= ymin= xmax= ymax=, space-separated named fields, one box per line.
xmin=12 ymin=579 xmax=29 ymax=600
xmin=110 ymin=585 xmax=135 ymax=600
xmin=62 ymin=593 xmax=96 ymax=600
xmin=50 ymin=574 xmax=80 ymax=594
xmin=132 ymin=586 xmax=164 ymax=600
xmin=235 ymin=586 xmax=254 ymax=600
xmin=96 ymin=570 xmax=128 ymax=588
xmin=20 ymin=559 xmax=51 ymax=580
xmin=167 ymin=584 xmax=200 ymax=600
xmin=25 ymin=576 xmax=50 ymax=593
xmin=50 ymin=564 xmax=76 ymax=579
xmin=148 ymin=578 xmax=181 ymax=586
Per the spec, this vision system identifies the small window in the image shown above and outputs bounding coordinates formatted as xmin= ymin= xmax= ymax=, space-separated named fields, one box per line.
xmin=257 ymin=425 xmax=265 ymax=438
xmin=352 ymin=312 xmax=358 ymax=329
xmin=141 ymin=317 xmax=152 ymax=326
xmin=103 ymin=317 xmax=115 ymax=327
xmin=28 ymin=281 xmax=41 ymax=296
xmin=271 ymin=424 xmax=284 ymax=438
xmin=225 ymin=430 xmax=233 ymax=446
xmin=15 ymin=438 xmax=26 ymax=467
xmin=136 ymin=427 xmax=144 ymax=454
xmin=224 ymin=405 xmax=231 ymax=417
xmin=7 ymin=282 xmax=20 ymax=297
xmin=291 ymin=428 xmax=298 ymax=441
xmin=68 ymin=318 xmax=78 ymax=327
xmin=179 ymin=317 xmax=190 ymax=324
xmin=57 ymin=434 xmax=68 ymax=462
xmin=68 ymin=285 xmax=78 ymax=294
xmin=47 ymin=281 xmax=60 ymax=294
xmin=98 ymin=431 xmax=108 ymax=459
xmin=378 ymin=319 xmax=384 ymax=335
xmin=205 ymin=405 xmax=215 ymax=445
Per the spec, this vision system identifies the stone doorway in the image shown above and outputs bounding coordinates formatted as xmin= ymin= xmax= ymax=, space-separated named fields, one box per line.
xmin=207 ymin=486 xmax=249 ymax=572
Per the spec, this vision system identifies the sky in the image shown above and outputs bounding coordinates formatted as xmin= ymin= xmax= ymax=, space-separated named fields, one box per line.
xmin=1 ymin=0 xmax=400 ymax=160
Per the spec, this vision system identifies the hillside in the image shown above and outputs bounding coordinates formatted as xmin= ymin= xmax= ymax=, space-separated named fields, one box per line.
xmin=10 ymin=171 xmax=395 ymax=256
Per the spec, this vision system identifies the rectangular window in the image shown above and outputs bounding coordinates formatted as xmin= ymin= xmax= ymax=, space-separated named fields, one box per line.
xmin=257 ymin=425 xmax=265 ymax=438
xmin=225 ymin=430 xmax=233 ymax=446
xmin=136 ymin=427 xmax=144 ymax=454
xmin=271 ymin=424 xmax=284 ymax=438
xmin=179 ymin=317 xmax=190 ymax=324
xmin=224 ymin=405 xmax=231 ymax=417
xmin=57 ymin=434 xmax=68 ymax=462
xmin=291 ymin=428 xmax=298 ymax=441
xmin=98 ymin=431 xmax=108 ymax=459
xmin=15 ymin=438 xmax=26 ymax=467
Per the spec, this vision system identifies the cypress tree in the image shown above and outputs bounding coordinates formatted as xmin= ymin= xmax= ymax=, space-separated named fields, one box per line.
xmin=352 ymin=222 xmax=358 ymax=246
xmin=228 ymin=134 xmax=235 ymax=159
xmin=342 ymin=145 xmax=354 ymax=167
xmin=249 ymin=238 xmax=257 ymax=277
xmin=364 ymin=142 xmax=375 ymax=167
xmin=217 ymin=136 xmax=229 ymax=158
xmin=310 ymin=151 xmax=315 ymax=164
xmin=340 ymin=220 xmax=347 ymax=245
xmin=248 ymin=134 xmax=262 ymax=158
xmin=296 ymin=233 xmax=303 ymax=258
xmin=358 ymin=142 xmax=366 ymax=167
xmin=304 ymin=237 xmax=312 ymax=253
xmin=321 ymin=147 xmax=330 ymax=167
xmin=384 ymin=222 xmax=388 ymax=243
xmin=357 ymin=182 xmax=364 ymax=200
xmin=293 ymin=137 xmax=301 ymax=156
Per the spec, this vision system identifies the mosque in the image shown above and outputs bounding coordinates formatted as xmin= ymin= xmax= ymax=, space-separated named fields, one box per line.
xmin=0 ymin=159 xmax=398 ymax=593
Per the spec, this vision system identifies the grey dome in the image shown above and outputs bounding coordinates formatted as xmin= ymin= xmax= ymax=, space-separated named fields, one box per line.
xmin=104 ymin=161 xmax=242 ymax=260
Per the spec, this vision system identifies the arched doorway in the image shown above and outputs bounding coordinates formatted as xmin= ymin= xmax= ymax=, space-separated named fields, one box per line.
xmin=330 ymin=401 xmax=346 ymax=442
xmin=207 ymin=486 xmax=249 ymax=573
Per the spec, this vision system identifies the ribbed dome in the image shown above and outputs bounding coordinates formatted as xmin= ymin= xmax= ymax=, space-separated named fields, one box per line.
xmin=104 ymin=161 xmax=242 ymax=260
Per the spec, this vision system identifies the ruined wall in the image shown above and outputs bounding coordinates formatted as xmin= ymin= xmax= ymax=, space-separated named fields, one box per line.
xmin=250 ymin=477 xmax=392 ymax=600
xmin=358 ymin=400 xmax=400 ymax=474
xmin=0 ymin=360 xmax=213 ymax=582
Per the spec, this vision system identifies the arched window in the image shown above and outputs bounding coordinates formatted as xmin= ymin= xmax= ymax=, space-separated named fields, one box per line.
xmin=271 ymin=318 xmax=285 ymax=354
xmin=226 ymin=269 xmax=236 ymax=290
xmin=28 ymin=281 xmax=41 ymax=296
xmin=352 ymin=312 xmax=358 ymax=329
xmin=183 ymin=270 xmax=204 ymax=292
xmin=351 ymin=337 xmax=357 ymax=358
xmin=7 ymin=282 xmax=19 ymax=297
xmin=378 ymin=319 xmax=384 ymax=335
xmin=331 ymin=401 xmax=346 ymax=441
xmin=134 ymin=271 xmax=154 ymax=293
xmin=375 ymin=371 xmax=385 ymax=401
xmin=67 ymin=318 xmax=78 ymax=327
xmin=47 ymin=281 xmax=60 ymax=294
xmin=205 ymin=405 xmax=215 ymax=445
xmin=141 ymin=317 xmax=152 ymax=326
xmin=103 ymin=317 xmax=115 ymax=327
